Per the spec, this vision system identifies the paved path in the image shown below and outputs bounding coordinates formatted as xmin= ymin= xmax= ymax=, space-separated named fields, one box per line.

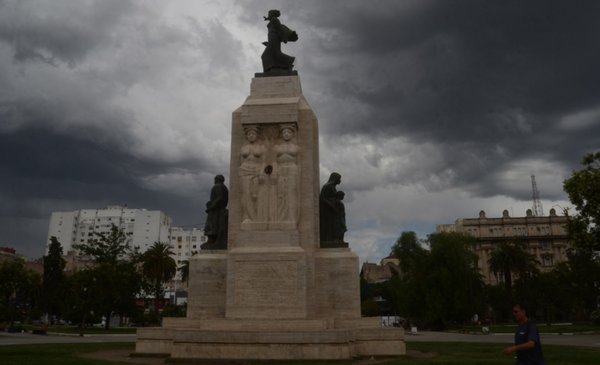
xmin=2 ymin=330 xmax=599 ymax=349
xmin=406 ymin=331 xmax=600 ymax=348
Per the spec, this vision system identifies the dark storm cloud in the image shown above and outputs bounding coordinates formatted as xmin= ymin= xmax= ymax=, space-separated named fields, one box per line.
xmin=0 ymin=123 xmax=210 ymax=255
xmin=0 ymin=0 xmax=136 ymax=66
xmin=238 ymin=1 xmax=600 ymax=196
xmin=317 ymin=0 xmax=600 ymax=140
xmin=2 ymin=1 xmax=598 ymax=260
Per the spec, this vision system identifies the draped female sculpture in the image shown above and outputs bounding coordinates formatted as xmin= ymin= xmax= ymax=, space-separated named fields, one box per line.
xmin=261 ymin=9 xmax=298 ymax=73
xmin=274 ymin=124 xmax=299 ymax=223
xmin=240 ymin=126 xmax=265 ymax=223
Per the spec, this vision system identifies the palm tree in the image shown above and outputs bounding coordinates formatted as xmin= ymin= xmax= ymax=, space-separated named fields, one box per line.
xmin=178 ymin=260 xmax=190 ymax=286
xmin=141 ymin=242 xmax=177 ymax=312
xmin=488 ymin=241 xmax=539 ymax=302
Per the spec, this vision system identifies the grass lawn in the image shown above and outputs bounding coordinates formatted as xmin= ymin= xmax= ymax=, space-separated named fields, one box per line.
xmin=1 ymin=342 xmax=599 ymax=365
xmin=0 ymin=342 xmax=134 ymax=365
xmin=399 ymin=342 xmax=600 ymax=364
xmin=22 ymin=324 xmax=137 ymax=335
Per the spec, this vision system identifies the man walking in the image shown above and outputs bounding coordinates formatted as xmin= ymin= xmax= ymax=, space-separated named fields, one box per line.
xmin=503 ymin=303 xmax=545 ymax=365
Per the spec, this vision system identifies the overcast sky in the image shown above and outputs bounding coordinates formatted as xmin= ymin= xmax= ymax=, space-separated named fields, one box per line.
xmin=1 ymin=0 xmax=599 ymax=263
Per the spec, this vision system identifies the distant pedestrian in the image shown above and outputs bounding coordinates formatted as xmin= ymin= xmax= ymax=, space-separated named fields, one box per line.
xmin=502 ymin=303 xmax=545 ymax=365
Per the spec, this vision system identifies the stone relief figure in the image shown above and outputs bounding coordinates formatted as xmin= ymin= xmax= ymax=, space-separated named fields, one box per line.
xmin=274 ymin=124 xmax=299 ymax=223
xmin=240 ymin=126 xmax=265 ymax=223
xmin=261 ymin=9 xmax=298 ymax=73
xmin=201 ymin=175 xmax=229 ymax=250
xmin=319 ymin=172 xmax=348 ymax=248
xmin=256 ymin=164 xmax=277 ymax=222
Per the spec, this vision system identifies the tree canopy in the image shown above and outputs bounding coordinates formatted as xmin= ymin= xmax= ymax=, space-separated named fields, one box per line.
xmin=381 ymin=231 xmax=484 ymax=329
xmin=562 ymin=151 xmax=600 ymax=317
xmin=71 ymin=224 xmax=143 ymax=329
xmin=41 ymin=236 xmax=66 ymax=320
xmin=488 ymin=241 xmax=539 ymax=302
xmin=141 ymin=242 xmax=176 ymax=311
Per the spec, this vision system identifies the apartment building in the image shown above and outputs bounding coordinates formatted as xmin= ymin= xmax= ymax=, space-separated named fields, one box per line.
xmin=437 ymin=208 xmax=569 ymax=285
xmin=169 ymin=226 xmax=207 ymax=266
xmin=47 ymin=206 xmax=171 ymax=253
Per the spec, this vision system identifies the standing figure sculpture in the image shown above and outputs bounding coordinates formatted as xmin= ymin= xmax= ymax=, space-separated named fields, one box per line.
xmin=202 ymin=175 xmax=229 ymax=250
xmin=261 ymin=9 xmax=298 ymax=73
xmin=319 ymin=172 xmax=348 ymax=248
xmin=335 ymin=191 xmax=347 ymax=244
xmin=274 ymin=124 xmax=299 ymax=223
xmin=240 ymin=126 xmax=265 ymax=223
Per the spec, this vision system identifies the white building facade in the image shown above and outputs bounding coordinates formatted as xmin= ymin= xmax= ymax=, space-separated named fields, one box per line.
xmin=47 ymin=206 xmax=172 ymax=253
xmin=169 ymin=227 xmax=206 ymax=266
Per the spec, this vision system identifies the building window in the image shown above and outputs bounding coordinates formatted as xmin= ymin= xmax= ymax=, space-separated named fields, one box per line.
xmin=541 ymin=241 xmax=552 ymax=251
xmin=542 ymin=254 xmax=554 ymax=267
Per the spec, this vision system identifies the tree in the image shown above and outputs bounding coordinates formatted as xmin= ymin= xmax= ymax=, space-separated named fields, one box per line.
xmin=41 ymin=236 xmax=66 ymax=322
xmin=422 ymin=232 xmax=484 ymax=329
xmin=385 ymin=231 xmax=485 ymax=329
xmin=563 ymin=151 xmax=600 ymax=318
xmin=74 ymin=224 xmax=131 ymax=264
xmin=62 ymin=269 xmax=99 ymax=336
xmin=391 ymin=231 xmax=428 ymax=279
xmin=141 ymin=242 xmax=176 ymax=312
xmin=0 ymin=259 xmax=41 ymax=327
xmin=72 ymin=224 xmax=142 ymax=329
xmin=179 ymin=260 xmax=190 ymax=286
xmin=514 ymin=267 xmax=573 ymax=325
xmin=488 ymin=241 xmax=539 ymax=304
xmin=563 ymin=151 xmax=600 ymax=248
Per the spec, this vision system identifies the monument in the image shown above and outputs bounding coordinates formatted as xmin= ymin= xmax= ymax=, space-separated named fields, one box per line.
xmin=136 ymin=10 xmax=405 ymax=360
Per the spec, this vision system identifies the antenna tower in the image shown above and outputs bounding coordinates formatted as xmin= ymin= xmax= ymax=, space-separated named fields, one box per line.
xmin=531 ymin=175 xmax=544 ymax=216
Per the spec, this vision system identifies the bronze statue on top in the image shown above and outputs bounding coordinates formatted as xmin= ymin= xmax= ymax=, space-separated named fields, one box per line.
xmin=260 ymin=9 xmax=298 ymax=75
xmin=201 ymin=175 xmax=229 ymax=250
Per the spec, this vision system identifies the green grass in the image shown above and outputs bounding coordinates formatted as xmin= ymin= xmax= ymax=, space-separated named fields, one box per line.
xmin=22 ymin=324 xmax=137 ymax=335
xmin=0 ymin=342 xmax=598 ymax=365
xmin=395 ymin=342 xmax=600 ymax=364
xmin=0 ymin=342 xmax=134 ymax=365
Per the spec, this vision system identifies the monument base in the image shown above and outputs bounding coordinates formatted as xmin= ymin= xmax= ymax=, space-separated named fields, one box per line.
xmin=135 ymin=73 xmax=407 ymax=360
xmin=137 ymin=248 xmax=405 ymax=360
xmin=136 ymin=317 xmax=405 ymax=360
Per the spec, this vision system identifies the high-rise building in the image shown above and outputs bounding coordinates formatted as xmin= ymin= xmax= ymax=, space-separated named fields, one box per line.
xmin=437 ymin=208 xmax=570 ymax=285
xmin=169 ymin=227 xmax=207 ymax=267
xmin=47 ymin=206 xmax=172 ymax=254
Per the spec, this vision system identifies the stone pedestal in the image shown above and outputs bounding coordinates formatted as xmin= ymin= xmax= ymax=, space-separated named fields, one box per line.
xmin=135 ymin=75 xmax=405 ymax=360
xmin=226 ymin=247 xmax=308 ymax=319
xmin=186 ymin=252 xmax=227 ymax=319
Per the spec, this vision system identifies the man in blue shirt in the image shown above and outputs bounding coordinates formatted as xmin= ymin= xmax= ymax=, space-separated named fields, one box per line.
xmin=503 ymin=303 xmax=545 ymax=365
